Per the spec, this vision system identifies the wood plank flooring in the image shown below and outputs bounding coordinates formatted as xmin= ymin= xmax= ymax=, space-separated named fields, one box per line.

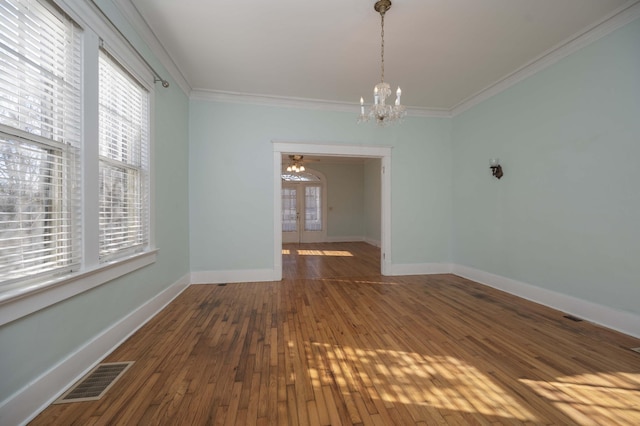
xmin=31 ymin=242 xmax=640 ymax=425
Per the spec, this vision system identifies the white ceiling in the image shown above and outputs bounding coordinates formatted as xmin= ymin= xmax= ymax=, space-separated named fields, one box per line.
xmin=129 ymin=0 xmax=635 ymax=111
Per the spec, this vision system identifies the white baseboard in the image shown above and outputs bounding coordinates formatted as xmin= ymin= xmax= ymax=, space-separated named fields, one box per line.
xmin=387 ymin=262 xmax=453 ymax=276
xmin=281 ymin=236 xmax=380 ymax=247
xmin=291 ymin=236 xmax=381 ymax=247
xmin=0 ymin=273 xmax=190 ymax=426
xmin=453 ymin=265 xmax=640 ymax=339
xmin=363 ymin=237 xmax=381 ymax=248
xmin=190 ymin=268 xmax=278 ymax=284
xmin=325 ymin=236 xmax=365 ymax=243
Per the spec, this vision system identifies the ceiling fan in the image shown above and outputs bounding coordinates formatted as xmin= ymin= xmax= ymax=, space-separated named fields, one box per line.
xmin=284 ymin=154 xmax=318 ymax=173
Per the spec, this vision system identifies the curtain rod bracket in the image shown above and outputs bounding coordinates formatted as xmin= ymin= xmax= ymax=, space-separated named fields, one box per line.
xmin=154 ymin=77 xmax=170 ymax=88
xmin=91 ymin=0 xmax=169 ymax=89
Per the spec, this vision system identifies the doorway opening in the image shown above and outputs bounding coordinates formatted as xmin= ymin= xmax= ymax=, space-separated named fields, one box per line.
xmin=272 ymin=142 xmax=392 ymax=279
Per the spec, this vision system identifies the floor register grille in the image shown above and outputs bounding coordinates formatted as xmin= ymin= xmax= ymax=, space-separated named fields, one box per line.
xmin=55 ymin=362 xmax=134 ymax=404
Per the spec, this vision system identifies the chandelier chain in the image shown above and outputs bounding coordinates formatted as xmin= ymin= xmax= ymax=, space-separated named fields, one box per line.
xmin=380 ymin=12 xmax=385 ymax=83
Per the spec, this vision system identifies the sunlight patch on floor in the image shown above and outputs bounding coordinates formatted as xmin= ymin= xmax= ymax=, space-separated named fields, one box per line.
xmin=311 ymin=343 xmax=539 ymax=422
xmin=294 ymin=250 xmax=354 ymax=257
xmin=521 ymin=372 xmax=640 ymax=424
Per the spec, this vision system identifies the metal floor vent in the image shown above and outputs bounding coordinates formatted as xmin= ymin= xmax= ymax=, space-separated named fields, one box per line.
xmin=55 ymin=361 xmax=134 ymax=404
xmin=563 ymin=314 xmax=583 ymax=322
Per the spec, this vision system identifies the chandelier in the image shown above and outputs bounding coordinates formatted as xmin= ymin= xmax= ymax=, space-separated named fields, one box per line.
xmin=358 ymin=0 xmax=406 ymax=126
xmin=285 ymin=155 xmax=306 ymax=173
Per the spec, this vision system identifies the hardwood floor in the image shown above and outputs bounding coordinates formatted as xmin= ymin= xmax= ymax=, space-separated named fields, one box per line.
xmin=31 ymin=242 xmax=640 ymax=425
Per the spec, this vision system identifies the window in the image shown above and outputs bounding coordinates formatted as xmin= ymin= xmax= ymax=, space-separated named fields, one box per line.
xmin=281 ymin=171 xmax=320 ymax=182
xmin=98 ymin=51 xmax=150 ymax=261
xmin=0 ymin=0 xmax=156 ymax=322
xmin=0 ymin=0 xmax=82 ymax=282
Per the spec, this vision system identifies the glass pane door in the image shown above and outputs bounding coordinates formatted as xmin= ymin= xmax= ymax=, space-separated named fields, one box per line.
xmin=304 ymin=185 xmax=322 ymax=231
xmin=282 ymin=187 xmax=298 ymax=232
xmin=282 ymin=179 xmax=325 ymax=244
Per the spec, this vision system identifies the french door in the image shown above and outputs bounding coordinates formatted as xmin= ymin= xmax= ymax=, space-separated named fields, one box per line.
xmin=282 ymin=183 xmax=325 ymax=243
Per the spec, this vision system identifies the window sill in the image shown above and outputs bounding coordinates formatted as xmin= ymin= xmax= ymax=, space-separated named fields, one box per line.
xmin=0 ymin=249 xmax=158 ymax=327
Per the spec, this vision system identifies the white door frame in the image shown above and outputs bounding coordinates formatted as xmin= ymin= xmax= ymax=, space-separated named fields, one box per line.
xmin=273 ymin=141 xmax=392 ymax=279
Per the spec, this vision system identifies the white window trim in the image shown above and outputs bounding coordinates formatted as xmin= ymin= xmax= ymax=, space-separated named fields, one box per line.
xmin=0 ymin=0 xmax=157 ymax=325
xmin=0 ymin=249 xmax=157 ymax=326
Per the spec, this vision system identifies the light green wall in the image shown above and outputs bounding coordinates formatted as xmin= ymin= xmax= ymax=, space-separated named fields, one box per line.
xmin=0 ymin=1 xmax=190 ymax=407
xmin=307 ymin=162 xmax=365 ymax=238
xmin=452 ymin=19 xmax=640 ymax=315
xmin=364 ymin=158 xmax=382 ymax=242
xmin=189 ymin=102 xmax=452 ymax=271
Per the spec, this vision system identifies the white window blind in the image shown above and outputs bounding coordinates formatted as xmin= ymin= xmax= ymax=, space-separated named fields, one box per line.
xmin=98 ymin=50 xmax=149 ymax=261
xmin=0 ymin=0 xmax=82 ymax=283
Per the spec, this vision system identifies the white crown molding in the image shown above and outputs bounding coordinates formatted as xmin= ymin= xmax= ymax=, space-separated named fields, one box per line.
xmin=0 ymin=273 xmax=190 ymax=426
xmin=451 ymin=0 xmax=640 ymax=116
xmin=113 ymin=0 xmax=191 ymax=96
xmin=190 ymin=89 xmax=452 ymax=118
xmin=453 ymin=265 xmax=640 ymax=339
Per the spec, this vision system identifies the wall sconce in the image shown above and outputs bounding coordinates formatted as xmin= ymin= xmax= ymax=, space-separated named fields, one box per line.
xmin=489 ymin=158 xmax=503 ymax=179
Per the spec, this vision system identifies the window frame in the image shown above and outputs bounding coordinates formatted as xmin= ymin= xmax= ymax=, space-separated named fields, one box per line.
xmin=0 ymin=131 xmax=79 ymax=283
xmin=98 ymin=48 xmax=151 ymax=262
xmin=0 ymin=0 xmax=83 ymax=285
xmin=0 ymin=0 xmax=157 ymax=327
